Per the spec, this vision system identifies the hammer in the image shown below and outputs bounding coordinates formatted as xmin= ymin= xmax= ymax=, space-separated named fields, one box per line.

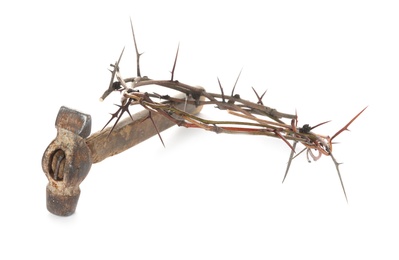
xmin=42 ymin=92 xmax=203 ymax=216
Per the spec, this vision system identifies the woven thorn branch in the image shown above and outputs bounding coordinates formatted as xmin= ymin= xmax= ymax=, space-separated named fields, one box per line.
xmin=100 ymin=18 xmax=367 ymax=202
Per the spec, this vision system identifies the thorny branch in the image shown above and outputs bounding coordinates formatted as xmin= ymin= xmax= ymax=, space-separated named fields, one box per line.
xmin=100 ymin=20 xmax=367 ymax=202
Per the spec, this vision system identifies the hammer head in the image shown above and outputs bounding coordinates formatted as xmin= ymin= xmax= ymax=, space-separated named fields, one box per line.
xmin=42 ymin=106 xmax=92 ymax=216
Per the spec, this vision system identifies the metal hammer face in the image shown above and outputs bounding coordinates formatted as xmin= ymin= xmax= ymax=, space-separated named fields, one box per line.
xmin=42 ymin=107 xmax=92 ymax=216
xmin=42 ymin=92 xmax=204 ymax=216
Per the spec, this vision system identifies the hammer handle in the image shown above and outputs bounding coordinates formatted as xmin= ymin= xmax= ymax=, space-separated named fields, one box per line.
xmin=86 ymin=94 xmax=203 ymax=163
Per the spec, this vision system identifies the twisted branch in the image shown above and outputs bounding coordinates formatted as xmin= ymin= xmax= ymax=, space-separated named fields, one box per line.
xmin=99 ymin=20 xmax=367 ymax=202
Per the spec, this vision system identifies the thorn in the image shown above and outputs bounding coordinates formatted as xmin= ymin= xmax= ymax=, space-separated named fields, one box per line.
xmin=331 ymin=106 xmax=368 ymax=142
xmin=130 ymin=17 xmax=143 ymax=77
xmin=252 ymin=87 xmax=267 ymax=105
xmin=148 ymin=111 xmax=165 ymax=148
xmin=309 ymin=120 xmax=331 ymax=130
xmin=231 ymin=68 xmax=243 ymax=97
xmin=330 ymin=153 xmax=348 ymax=203
xmin=282 ymin=141 xmax=298 ymax=183
xmin=217 ymin=77 xmax=225 ymax=103
xmin=170 ymin=43 xmax=180 ymax=81
xmin=102 ymin=99 xmax=134 ymax=137
xmin=101 ymin=106 xmax=122 ymax=132
xmin=100 ymin=47 xmax=125 ymax=101
xmin=274 ymin=130 xmax=295 ymax=152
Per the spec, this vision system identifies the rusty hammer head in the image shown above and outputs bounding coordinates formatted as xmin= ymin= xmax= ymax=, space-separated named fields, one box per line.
xmin=42 ymin=106 xmax=92 ymax=216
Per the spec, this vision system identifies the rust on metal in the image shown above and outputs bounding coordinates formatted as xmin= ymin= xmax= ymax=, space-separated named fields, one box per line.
xmin=42 ymin=93 xmax=203 ymax=216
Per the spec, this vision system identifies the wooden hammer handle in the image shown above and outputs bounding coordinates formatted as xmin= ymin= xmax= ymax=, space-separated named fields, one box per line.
xmin=86 ymin=93 xmax=203 ymax=163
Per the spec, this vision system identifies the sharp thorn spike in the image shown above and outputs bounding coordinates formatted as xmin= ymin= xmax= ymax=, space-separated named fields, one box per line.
xmin=130 ymin=17 xmax=142 ymax=77
xmin=252 ymin=87 xmax=267 ymax=105
xmin=231 ymin=68 xmax=243 ymax=97
xmin=331 ymin=106 xmax=367 ymax=141
xmin=310 ymin=120 xmax=331 ymax=130
xmin=100 ymin=47 xmax=125 ymax=101
xmin=217 ymin=77 xmax=225 ymax=103
xmin=170 ymin=43 xmax=180 ymax=81
xmin=282 ymin=141 xmax=298 ymax=183
xmin=330 ymin=153 xmax=348 ymax=203
xmin=149 ymin=111 xmax=165 ymax=148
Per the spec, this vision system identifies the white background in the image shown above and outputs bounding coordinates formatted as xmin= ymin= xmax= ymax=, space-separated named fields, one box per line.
xmin=1 ymin=1 xmax=398 ymax=259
